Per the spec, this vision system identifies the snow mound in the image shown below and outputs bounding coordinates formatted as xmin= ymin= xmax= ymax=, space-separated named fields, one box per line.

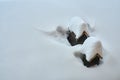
xmin=80 ymin=37 xmax=103 ymax=61
xmin=68 ymin=17 xmax=92 ymax=38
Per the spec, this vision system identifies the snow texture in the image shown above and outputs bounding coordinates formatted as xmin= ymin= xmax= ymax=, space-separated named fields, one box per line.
xmin=1 ymin=1 xmax=120 ymax=80
xmin=80 ymin=37 xmax=102 ymax=61
xmin=38 ymin=26 xmax=70 ymax=46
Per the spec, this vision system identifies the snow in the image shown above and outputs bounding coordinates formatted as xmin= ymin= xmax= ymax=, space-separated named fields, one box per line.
xmin=80 ymin=37 xmax=102 ymax=61
xmin=68 ymin=17 xmax=91 ymax=38
xmin=1 ymin=0 xmax=120 ymax=80
xmin=38 ymin=26 xmax=70 ymax=46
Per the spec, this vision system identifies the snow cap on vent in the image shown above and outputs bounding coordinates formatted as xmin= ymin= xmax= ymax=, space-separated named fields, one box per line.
xmin=80 ymin=37 xmax=103 ymax=61
xmin=68 ymin=17 xmax=90 ymax=38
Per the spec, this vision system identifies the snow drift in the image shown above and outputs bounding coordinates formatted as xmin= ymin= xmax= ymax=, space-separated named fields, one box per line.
xmin=1 ymin=1 xmax=120 ymax=80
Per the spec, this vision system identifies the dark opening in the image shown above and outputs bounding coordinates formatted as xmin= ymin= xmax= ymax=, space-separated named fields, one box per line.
xmin=67 ymin=31 xmax=89 ymax=46
xmin=80 ymin=53 xmax=101 ymax=67
xmin=67 ymin=31 xmax=77 ymax=46
xmin=77 ymin=31 xmax=89 ymax=44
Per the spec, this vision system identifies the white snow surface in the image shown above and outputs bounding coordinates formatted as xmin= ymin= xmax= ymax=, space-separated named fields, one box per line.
xmin=80 ymin=37 xmax=102 ymax=61
xmin=68 ymin=17 xmax=91 ymax=38
xmin=1 ymin=1 xmax=120 ymax=80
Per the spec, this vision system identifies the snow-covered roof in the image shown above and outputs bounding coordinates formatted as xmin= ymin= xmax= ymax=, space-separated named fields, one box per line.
xmin=80 ymin=37 xmax=103 ymax=61
xmin=68 ymin=17 xmax=91 ymax=38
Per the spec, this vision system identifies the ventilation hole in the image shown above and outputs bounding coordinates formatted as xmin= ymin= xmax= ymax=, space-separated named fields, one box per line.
xmin=67 ymin=31 xmax=77 ymax=46
xmin=67 ymin=31 xmax=89 ymax=46
xmin=77 ymin=31 xmax=89 ymax=44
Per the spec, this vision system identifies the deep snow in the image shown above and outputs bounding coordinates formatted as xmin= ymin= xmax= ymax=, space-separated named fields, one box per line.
xmin=1 ymin=0 xmax=120 ymax=80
